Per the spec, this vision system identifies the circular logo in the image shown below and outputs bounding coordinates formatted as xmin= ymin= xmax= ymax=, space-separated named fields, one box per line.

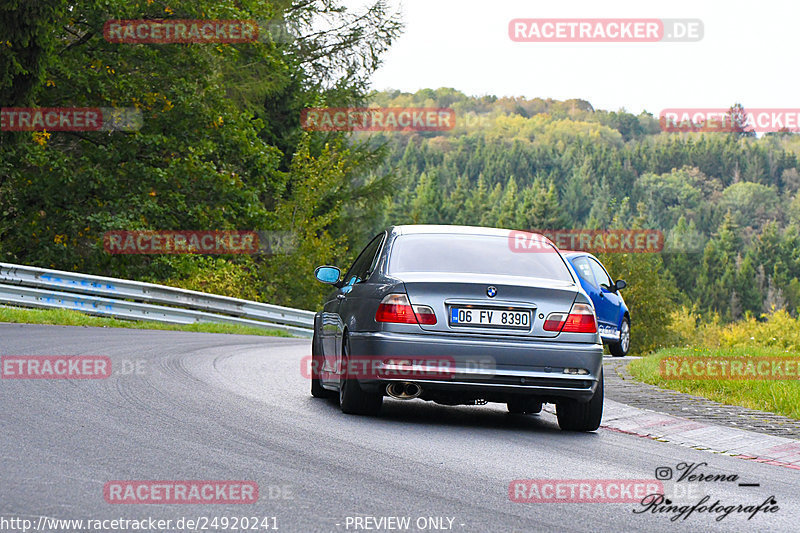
xmin=487 ymin=286 xmax=497 ymax=298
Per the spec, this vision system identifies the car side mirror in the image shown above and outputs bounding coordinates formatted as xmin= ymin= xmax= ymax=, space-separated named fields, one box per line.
xmin=615 ymin=279 xmax=627 ymax=291
xmin=315 ymin=266 xmax=342 ymax=286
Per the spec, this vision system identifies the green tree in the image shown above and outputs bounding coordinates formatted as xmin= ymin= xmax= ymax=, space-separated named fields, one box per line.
xmin=726 ymin=103 xmax=755 ymax=138
xmin=719 ymin=182 xmax=780 ymax=230
xmin=493 ymin=176 xmax=518 ymax=228
xmin=464 ymin=174 xmax=490 ymax=226
xmin=444 ymin=175 xmax=471 ymax=225
xmin=0 ymin=0 xmax=69 ymax=106
xmin=410 ymin=171 xmax=444 ymax=224
xmin=696 ymin=213 xmax=745 ymax=319
xmin=595 ymin=250 xmax=676 ymax=354
xmin=662 ymin=216 xmax=703 ymax=299
xmin=0 ymin=0 xmax=401 ymax=307
xmin=633 ymin=168 xmax=703 ymax=230
xmin=517 ymin=181 xmax=566 ymax=230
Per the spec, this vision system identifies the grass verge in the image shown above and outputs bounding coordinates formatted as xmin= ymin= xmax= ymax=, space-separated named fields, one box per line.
xmin=628 ymin=346 xmax=800 ymax=420
xmin=0 ymin=306 xmax=293 ymax=337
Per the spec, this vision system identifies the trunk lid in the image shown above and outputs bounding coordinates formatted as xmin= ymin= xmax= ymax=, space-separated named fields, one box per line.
xmin=397 ymin=272 xmax=580 ymax=338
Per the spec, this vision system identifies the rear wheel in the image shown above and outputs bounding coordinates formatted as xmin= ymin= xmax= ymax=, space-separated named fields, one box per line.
xmin=507 ymin=397 xmax=542 ymax=414
xmin=311 ymin=332 xmax=334 ymax=399
xmin=339 ymin=336 xmax=382 ymax=416
xmin=556 ymin=371 xmax=603 ymax=431
xmin=609 ymin=318 xmax=630 ymax=357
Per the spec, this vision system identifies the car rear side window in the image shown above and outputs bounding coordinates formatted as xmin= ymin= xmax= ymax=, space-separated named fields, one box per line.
xmin=388 ymin=234 xmax=573 ymax=282
xmin=343 ymin=233 xmax=385 ymax=286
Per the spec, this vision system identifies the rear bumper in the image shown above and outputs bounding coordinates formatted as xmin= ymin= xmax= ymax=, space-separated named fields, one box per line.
xmin=348 ymin=330 xmax=603 ymax=402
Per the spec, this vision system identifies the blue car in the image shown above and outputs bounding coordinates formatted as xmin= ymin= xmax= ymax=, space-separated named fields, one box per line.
xmin=562 ymin=251 xmax=630 ymax=356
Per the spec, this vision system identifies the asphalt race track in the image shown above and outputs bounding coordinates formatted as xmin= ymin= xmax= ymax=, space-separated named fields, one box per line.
xmin=1 ymin=324 xmax=798 ymax=532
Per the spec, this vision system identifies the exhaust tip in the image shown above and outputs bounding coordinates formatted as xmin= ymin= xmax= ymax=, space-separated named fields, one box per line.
xmin=404 ymin=383 xmax=421 ymax=397
xmin=386 ymin=381 xmax=422 ymax=400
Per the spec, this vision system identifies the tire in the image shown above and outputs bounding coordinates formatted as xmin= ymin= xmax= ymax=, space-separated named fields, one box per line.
xmin=609 ymin=318 xmax=630 ymax=357
xmin=556 ymin=370 xmax=603 ymax=431
xmin=311 ymin=332 xmax=334 ymax=399
xmin=339 ymin=336 xmax=382 ymax=416
xmin=507 ymin=397 xmax=542 ymax=414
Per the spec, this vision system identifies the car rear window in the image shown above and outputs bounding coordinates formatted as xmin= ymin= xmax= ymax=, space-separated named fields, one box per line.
xmin=388 ymin=234 xmax=574 ymax=282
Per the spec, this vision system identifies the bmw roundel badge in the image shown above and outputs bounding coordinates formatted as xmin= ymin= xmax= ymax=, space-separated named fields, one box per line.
xmin=487 ymin=286 xmax=497 ymax=298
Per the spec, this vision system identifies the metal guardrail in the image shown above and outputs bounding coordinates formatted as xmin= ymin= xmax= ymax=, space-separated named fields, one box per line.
xmin=0 ymin=262 xmax=314 ymax=337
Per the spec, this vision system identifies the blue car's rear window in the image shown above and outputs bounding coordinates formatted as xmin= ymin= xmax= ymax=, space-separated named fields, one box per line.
xmin=388 ymin=234 xmax=574 ymax=282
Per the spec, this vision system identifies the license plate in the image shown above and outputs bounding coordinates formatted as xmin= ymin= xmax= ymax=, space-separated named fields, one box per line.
xmin=449 ymin=307 xmax=531 ymax=329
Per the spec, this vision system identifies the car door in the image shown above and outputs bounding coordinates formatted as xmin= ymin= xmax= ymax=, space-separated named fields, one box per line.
xmin=323 ymin=233 xmax=386 ymax=384
xmin=587 ymin=256 xmax=623 ymax=338
xmin=320 ymin=288 xmax=344 ymax=381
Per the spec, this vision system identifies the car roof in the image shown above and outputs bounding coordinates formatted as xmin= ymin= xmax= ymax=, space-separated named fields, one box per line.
xmin=560 ymin=250 xmax=600 ymax=261
xmin=391 ymin=224 xmax=547 ymax=238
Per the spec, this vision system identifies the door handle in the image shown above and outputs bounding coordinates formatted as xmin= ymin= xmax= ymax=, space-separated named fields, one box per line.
xmin=336 ymin=294 xmax=346 ymax=300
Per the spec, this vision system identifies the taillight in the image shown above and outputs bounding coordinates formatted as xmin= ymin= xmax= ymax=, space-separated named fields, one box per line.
xmin=412 ymin=304 xmax=437 ymax=325
xmin=563 ymin=303 xmax=597 ymax=333
xmin=376 ymin=294 xmax=416 ymax=323
xmin=543 ymin=303 xmax=597 ymax=333
xmin=375 ymin=294 xmax=437 ymax=325
xmin=543 ymin=312 xmax=568 ymax=331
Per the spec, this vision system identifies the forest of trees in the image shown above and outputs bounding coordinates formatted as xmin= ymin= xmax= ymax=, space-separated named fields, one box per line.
xmin=0 ymin=0 xmax=402 ymax=308
xmin=363 ymin=89 xmax=800 ymax=323
xmin=2 ymin=4 xmax=800 ymax=341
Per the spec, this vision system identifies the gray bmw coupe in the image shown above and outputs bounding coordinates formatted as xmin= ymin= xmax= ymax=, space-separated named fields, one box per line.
xmin=311 ymin=225 xmax=604 ymax=431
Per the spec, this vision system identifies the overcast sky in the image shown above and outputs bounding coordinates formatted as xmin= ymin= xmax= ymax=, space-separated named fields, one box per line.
xmin=344 ymin=0 xmax=798 ymax=115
